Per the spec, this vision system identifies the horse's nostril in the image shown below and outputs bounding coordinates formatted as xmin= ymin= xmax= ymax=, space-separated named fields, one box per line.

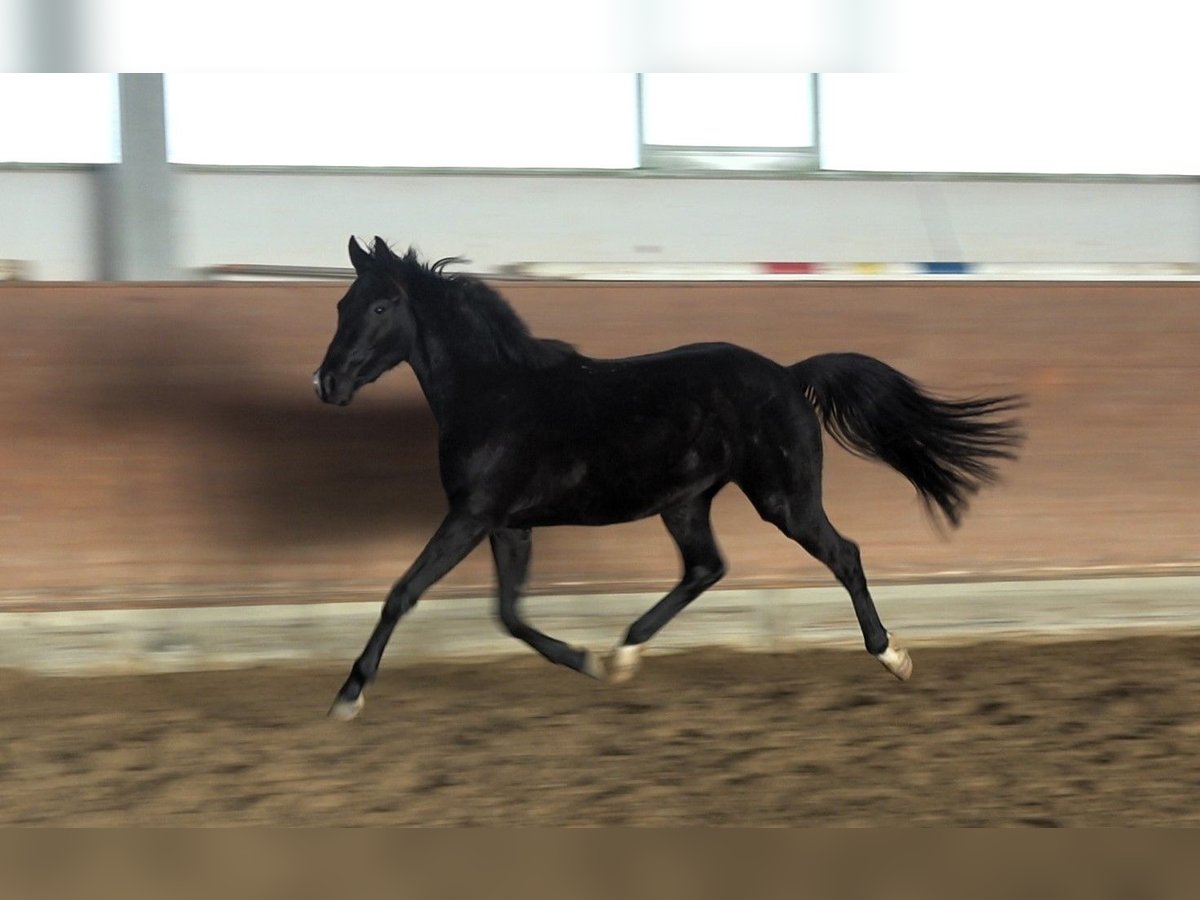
xmin=315 ymin=369 xmax=337 ymax=401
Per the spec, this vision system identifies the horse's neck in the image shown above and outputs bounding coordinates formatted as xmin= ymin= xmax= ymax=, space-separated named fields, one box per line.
xmin=407 ymin=325 xmax=487 ymax=431
xmin=406 ymin=295 xmax=544 ymax=429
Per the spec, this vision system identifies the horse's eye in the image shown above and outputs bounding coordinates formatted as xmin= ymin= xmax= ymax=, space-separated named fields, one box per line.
xmin=373 ymin=305 xmax=386 ymax=315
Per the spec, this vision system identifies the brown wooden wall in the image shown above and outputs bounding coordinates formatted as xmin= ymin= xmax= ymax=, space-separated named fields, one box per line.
xmin=1 ymin=280 xmax=1196 ymax=610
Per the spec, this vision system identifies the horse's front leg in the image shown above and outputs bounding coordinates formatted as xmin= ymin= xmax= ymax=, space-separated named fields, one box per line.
xmin=329 ymin=511 xmax=487 ymax=721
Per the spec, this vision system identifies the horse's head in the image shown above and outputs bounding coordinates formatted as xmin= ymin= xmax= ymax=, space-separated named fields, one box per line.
xmin=314 ymin=236 xmax=419 ymax=406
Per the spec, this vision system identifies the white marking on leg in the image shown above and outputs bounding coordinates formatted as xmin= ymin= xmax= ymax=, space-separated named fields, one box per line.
xmin=609 ymin=643 xmax=643 ymax=684
xmin=874 ymin=634 xmax=913 ymax=682
xmin=328 ymin=694 xmax=365 ymax=721
xmin=581 ymin=649 xmax=606 ymax=680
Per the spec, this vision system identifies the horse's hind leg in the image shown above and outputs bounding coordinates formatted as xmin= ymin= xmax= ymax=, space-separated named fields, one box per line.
xmin=748 ymin=480 xmax=912 ymax=681
xmin=609 ymin=492 xmax=725 ymax=684
xmin=491 ymin=528 xmax=604 ymax=679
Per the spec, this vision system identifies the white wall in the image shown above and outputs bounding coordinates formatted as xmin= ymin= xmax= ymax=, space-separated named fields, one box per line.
xmin=177 ymin=171 xmax=1200 ymax=272
xmin=3 ymin=166 xmax=1199 ymax=279
xmin=0 ymin=168 xmax=101 ymax=280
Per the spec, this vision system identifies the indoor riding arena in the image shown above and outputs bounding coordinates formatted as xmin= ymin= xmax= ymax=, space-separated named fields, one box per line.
xmin=3 ymin=72 xmax=1200 ymax=826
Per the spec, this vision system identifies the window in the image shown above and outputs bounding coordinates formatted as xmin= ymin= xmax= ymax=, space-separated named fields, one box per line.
xmin=819 ymin=74 xmax=1200 ymax=176
xmin=0 ymin=74 xmax=119 ymax=163
xmin=164 ymin=73 xmax=823 ymax=172
xmin=639 ymin=73 xmax=817 ymax=171
xmin=165 ymin=74 xmax=639 ymax=169
xmin=8 ymin=72 xmax=1193 ymax=177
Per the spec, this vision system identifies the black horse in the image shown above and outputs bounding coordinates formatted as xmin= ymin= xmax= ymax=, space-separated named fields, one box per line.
xmin=315 ymin=237 xmax=1023 ymax=720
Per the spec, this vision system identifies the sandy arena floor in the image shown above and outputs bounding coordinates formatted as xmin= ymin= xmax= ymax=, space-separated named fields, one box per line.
xmin=4 ymin=634 xmax=1200 ymax=825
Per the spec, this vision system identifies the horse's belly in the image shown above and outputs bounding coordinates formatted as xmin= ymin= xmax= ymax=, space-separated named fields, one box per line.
xmin=504 ymin=447 xmax=724 ymax=527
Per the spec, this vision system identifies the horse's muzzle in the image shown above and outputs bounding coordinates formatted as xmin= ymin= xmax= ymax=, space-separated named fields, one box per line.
xmin=313 ymin=369 xmax=352 ymax=406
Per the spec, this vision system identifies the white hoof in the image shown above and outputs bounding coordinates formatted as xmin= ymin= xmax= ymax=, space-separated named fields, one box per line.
xmin=875 ymin=636 xmax=913 ymax=682
xmin=609 ymin=643 xmax=643 ymax=685
xmin=581 ymin=649 xmax=606 ymax=680
xmin=328 ymin=694 xmax=365 ymax=721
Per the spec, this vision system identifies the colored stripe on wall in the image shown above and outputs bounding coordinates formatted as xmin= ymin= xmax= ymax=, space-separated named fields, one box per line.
xmin=920 ymin=261 xmax=973 ymax=275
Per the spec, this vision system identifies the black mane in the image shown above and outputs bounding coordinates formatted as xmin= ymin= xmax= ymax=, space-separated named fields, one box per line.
xmin=376 ymin=245 xmax=576 ymax=370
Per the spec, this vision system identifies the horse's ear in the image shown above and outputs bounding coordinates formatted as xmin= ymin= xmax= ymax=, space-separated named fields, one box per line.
xmin=348 ymin=236 xmax=372 ymax=274
xmin=372 ymin=236 xmax=396 ymax=261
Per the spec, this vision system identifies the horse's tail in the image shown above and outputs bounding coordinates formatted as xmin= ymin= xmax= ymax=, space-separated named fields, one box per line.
xmin=791 ymin=352 xmax=1025 ymax=528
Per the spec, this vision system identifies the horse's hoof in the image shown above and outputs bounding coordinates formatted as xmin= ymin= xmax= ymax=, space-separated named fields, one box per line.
xmin=875 ymin=636 xmax=913 ymax=682
xmin=609 ymin=643 xmax=643 ymax=685
xmin=328 ymin=694 xmax=365 ymax=721
xmin=581 ymin=649 xmax=606 ymax=680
